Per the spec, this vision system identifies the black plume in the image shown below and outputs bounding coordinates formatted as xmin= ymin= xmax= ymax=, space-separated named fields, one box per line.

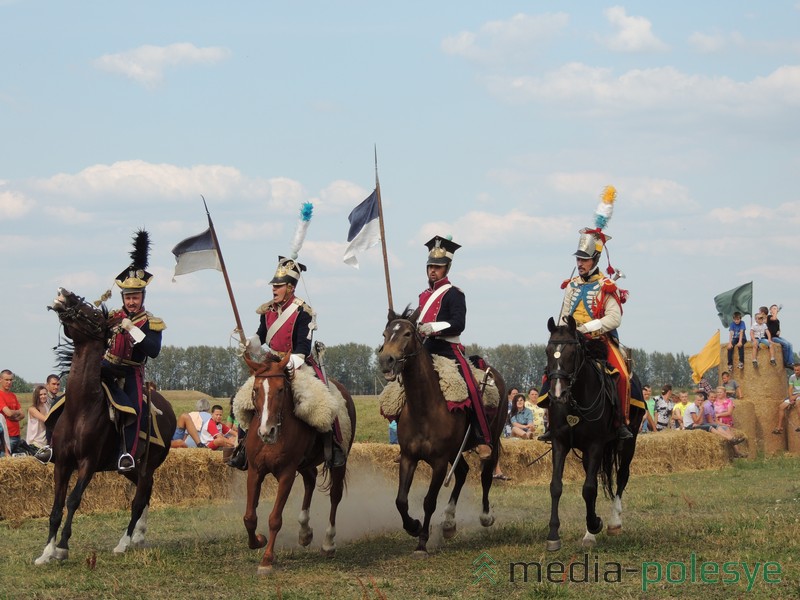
xmin=130 ymin=229 xmax=150 ymax=270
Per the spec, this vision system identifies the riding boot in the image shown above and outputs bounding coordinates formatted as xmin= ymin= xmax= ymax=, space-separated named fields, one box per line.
xmin=226 ymin=433 xmax=248 ymax=471
xmin=617 ymin=424 xmax=633 ymax=440
xmin=537 ymin=429 xmax=552 ymax=442
xmin=324 ymin=431 xmax=346 ymax=468
xmin=34 ymin=445 xmax=53 ymax=464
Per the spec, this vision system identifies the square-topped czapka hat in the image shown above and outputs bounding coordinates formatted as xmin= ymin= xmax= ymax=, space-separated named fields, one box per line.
xmin=424 ymin=235 xmax=461 ymax=267
xmin=115 ymin=229 xmax=153 ymax=294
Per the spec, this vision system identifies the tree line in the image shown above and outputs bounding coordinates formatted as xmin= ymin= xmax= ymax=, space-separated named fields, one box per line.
xmin=143 ymin=343 xmax=700 ymax=397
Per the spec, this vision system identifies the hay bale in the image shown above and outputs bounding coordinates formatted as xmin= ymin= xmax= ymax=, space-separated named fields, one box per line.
xmin=733 ymin=399 xmax=757 ymax=456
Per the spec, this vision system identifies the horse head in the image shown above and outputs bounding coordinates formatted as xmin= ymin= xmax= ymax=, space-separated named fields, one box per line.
xmin=243 ymin=352 xmax=292 ymax=444
xmin=545 ymin=315 xmax=584 ymax=403
xmin=48 ymin=287 xmax=111 ymax=343
xmin=377 ymin=305 xmax=421 ymax=381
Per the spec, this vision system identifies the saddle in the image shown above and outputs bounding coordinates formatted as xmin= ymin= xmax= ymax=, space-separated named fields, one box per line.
xmin=378 ymin=355 xmax=500 ymax=421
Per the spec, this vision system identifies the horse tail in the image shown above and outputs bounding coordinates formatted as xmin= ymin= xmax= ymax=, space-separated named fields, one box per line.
xmin=599 ymin=440 xmax=619 ymax=499
xmin=317 ymin=463 xmax=349 ymax=494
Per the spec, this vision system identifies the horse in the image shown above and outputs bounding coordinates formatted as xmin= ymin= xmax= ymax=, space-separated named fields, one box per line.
xmin=543 ymin=315 xmax=645 ymax=551
xmin=240 ymin=352 xmax=357 ymax=575
xmin=35 ymin=288 xmax=177 ymax=565
xmin=377 ymin=307 xmax=506 ymax=555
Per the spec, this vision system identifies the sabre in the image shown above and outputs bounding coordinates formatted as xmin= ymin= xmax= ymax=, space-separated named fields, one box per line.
xmin=444 ymin=368 xmax=494 ymax=487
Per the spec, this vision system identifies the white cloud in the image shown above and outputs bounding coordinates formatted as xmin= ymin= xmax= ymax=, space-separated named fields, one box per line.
xmin=227 ymin=220 xmax=283 ymax=242
xmin=93 ymin=43 xmax=231 ymax=88
xmin=315 ymin=180 xmax=371 ymax=215
xmin=601 ymin=6 xmax=668 ymax=53
xmin=43 ymin=205 xmax=93 ymax=224
xmin=688 ymin=31 xmax=729 ymax=53
xmin=0 ymin=189 xmax=34 ymax=218
xmin=442 ymin=12 xmax=569 ymax=66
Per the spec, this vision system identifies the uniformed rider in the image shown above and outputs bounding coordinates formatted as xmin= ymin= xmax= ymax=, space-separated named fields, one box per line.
xmin=418 ymin=235 xmax=493 ymax=460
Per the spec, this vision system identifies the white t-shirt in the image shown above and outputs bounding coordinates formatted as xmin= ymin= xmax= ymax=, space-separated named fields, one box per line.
xmin=683 ymin=403 xmax=700 ymax=429
xmin=751 ymin=321 xmax=768 ymax=340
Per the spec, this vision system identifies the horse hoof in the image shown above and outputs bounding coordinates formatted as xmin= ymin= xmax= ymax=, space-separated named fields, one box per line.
xmin=53 ymin=547 xmax=69 ymax=561
xmin=412 ymin=549 xmax=429 ymax=559
xmin=257 ymin=565 xmax=275 ymax=576
xmin=546 ymin=539 xmax=561 ymax=552
xmin=442 ymin=524 xmax=457 ymax=540
xmin=589 ymin=518 xmax=603 ymax=535
xmin=299 ymin=531 xmax=313 ymax=547
xmin=607 ymin=524 xmax=622 ymax=536
xmin=581 ymin=534 xmax=597 ymax=549
xmin=405 ymin=520 xmax=422 ymax=537
xmin=479 ymin=513 xmax=495 ymax=528
xmin=321 ymin=547 xmax=336 ymax=559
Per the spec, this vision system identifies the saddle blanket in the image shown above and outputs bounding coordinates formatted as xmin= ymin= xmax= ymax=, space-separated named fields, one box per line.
xmin=378 ymin=354 xmax=500 ymax=421
xmin=232 ymin=368 xmax=352 ymax=456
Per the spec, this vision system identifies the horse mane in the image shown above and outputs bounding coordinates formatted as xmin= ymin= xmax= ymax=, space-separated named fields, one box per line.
xmin=53 ymin=338 xmax=74 ymax=379
xmin=399 ymin=304 xmax=415 ymax=320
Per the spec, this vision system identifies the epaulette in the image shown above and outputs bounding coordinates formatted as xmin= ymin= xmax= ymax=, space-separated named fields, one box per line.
xmin=147 ymin=313 xmax=166 ymax=331
xmin=601 ymin=278 xmax=618 ymax=293
xmin=256 ymin=301 xmax=276 ymax=315
xmin=560 ymin=278 xmax=571 ymax=290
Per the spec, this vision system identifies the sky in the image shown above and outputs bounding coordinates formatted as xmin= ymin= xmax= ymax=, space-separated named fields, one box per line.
xmin=2 ymin=1 xmax=800 ymax=383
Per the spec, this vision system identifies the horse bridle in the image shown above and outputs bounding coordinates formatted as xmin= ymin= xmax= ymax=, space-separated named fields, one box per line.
xmin=54 ymin=295 xmax=108 ymax=342
xmin=549 ymin=333 xmax=611 ymax=421
xmin=251 ymin=371 xmax=290 ymax=433
xmin=383 ymin=318 xmax=422 ymax=373
xmin=547 ymin=337 xmax=585 ymax=400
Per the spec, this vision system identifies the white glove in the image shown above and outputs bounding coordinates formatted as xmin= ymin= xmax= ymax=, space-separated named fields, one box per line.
xmin=419 ymin=323 xmax=434 ymax=336
xmin=419 ymin=321 xmax=449 ymax=336
xmin=120 ymin=318 xmax=133 ymax=331
xmin=288 ymin=354 xmax=305 ymax=371
xmin=578 ymin=319 xmax=603 ymax=335
xmin=246 ymin=334 xmax=263 ymax=357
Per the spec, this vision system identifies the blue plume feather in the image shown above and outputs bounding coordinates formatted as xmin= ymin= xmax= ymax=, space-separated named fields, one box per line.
xmin=300 ymin=202 xmax=313 ymax=222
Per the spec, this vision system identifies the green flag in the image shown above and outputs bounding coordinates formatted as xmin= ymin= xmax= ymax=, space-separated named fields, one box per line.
xmin=713 ymin=282 xmax=753 ymax=327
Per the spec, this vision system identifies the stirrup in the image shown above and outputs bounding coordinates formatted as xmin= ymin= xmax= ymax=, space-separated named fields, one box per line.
xmin=617 ymin=425 xmax=633 ymax=440
xmin=117 ymin=453 xmax=135 ymax=472
xmin=34 ymin=445 xmax=53 ymax=464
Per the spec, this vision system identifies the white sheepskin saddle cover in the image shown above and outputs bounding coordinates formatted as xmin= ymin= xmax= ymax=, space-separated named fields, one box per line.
xmin=379 ymin=354 xmax=500 ymax=419
xmin=233 ymin=367 xmax=352 ymax=452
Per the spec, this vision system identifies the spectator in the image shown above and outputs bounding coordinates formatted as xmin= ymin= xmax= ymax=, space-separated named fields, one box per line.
xmin=772 ymin=363 xmax=800 ymax=435
xmin=713 ymin=386 xmax=734 ymax=428
xmin=181 ymin=398 xmax=212 ymax=448
xmin=726 ymin=312 xmax=747 ymax=371
xmin=502 ymin=387 xmax=518 ymax=438
xmin=200 ymin=404 xmax=236 ymax=450
xmin=750 ymin=311 xmax=775 ymax=368
xmin=509 ymin=393 xmax=535 ymax=440
xmin=685 ymin=391 xmax=746 ymax=456
xmin=654 ymin=384 xmax=674 ymax=431
xmin=26 ymin=385 xmax=50 ymax=453
xmin=524 ymin=387 xmax=539 ymax=411
xmin=170 ymin=412 xmax=206 ymax=448
xmin=640 ymin=385 xmax=657 ymax=433
xmin=0 ymin=412 xmax=10 ymax=457
xmin=767 ymin=304 xmax=795 ymax=369
xmin=721 ymin=371 xmax=742 ymax=400
xmin=0 ymin=370 xmax=24 ymax=454
xmin=45 ymin=374 xmax=62 ymax=408
xmin=671 ymin=391 xmax=690 ymax=430
xmin=388 ymin=419 xmax=398 ymax=445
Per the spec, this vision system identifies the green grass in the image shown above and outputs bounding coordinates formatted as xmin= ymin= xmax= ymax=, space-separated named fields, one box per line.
xmin=2 ymin=455 xmax=799 ymax=599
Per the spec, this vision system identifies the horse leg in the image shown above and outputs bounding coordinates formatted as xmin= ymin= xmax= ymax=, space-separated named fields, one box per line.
xmin=114 ymin=471 xmax=154 ymax=553
xmin=244 ymin=466 xmax=268 ymax=551
xmin=547 ymin=442 xmax=567 ymax=551
xmin=479 ymin=450 xmax=498 ymax=527
xmin=55 ymin=464 xmax=97 ymax=562
xmin=395 ymin=455 xmax=422 ymax=538
xmin=322 ymin=464 xmax=346 ymax=558
xmin=609 ymin=437 xmax=635 ymax=535
xmin=258 ymin=470 xmax=297 ymax=575
xmin=297 ymin=466 xmax=317 ymax=548
xmin=441 ymin=459 xmax=469 ymax=539
xmin=581 ymin=447 xmax=604 ymax=549
xmin=35 ymin=463 xmax=73 ymax=565
xmin=414 ymin=461 xmax=448 ymax=556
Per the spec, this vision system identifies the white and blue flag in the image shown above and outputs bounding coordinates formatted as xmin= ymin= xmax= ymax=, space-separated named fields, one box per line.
xmin=171 ymin=227 xmax=222 ymax=278
xmin=343 ymin=189 xmax=381 ymax=268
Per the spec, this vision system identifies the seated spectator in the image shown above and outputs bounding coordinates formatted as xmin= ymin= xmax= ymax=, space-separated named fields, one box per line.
xmin=721 ymin=371 xmax=741 ymax=400
xmin=524 ymin=387 xmax=539 ymax=411
xmin=181 ymin=398 xmax=212 ymax=448
xmin=0 ymin=413 xmax=10 ymax=457
xmin=640 ymin=385 xmax=657 ymax=433
xmin=388 ymin=419 xmax=398 ymax=444
xmin=726 ymin=311 xmax=747 ymax=371
xmin=671 ymin=391 xmax=690 ymax=430
xmin=170 ymin=412 xmax=206 ymax=448
xmin=750 ymin=311 xmax=775 ymax=367
xmin=713 ymin=386 xmax=734 ymax=428
xmin=654 ymin=384 xmax=674 ymax=431
xmin=200 ymin=404 xmax=236 ymax=450
xmin=684 ymin=391 xmax=745 ymax=457
xmin=772 ymin=363 xmax=800 ymax=435
xmin=767 ymin=304 xmax=795 ymax=369
xmin=509 ymin=393 xmax=535 ymax=439
xmin=26 ymin=385 xmax=50 ymax=453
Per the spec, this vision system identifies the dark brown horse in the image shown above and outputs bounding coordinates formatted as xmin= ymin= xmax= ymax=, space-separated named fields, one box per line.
xmin=544 ymin=315 xmax=645 ymax=551
xmin=377 ymin=307 xmax=506 ymax=555
xmin=241 ymin=353 xmax=357 ymax=575
xmin=35 ymin=288 xmax=176 ymax=565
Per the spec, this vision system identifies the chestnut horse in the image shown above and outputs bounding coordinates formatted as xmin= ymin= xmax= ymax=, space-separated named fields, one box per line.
xmin=377 ymin=307 xmax=506 ymax=555
xmin=241 ymin=353 xmax=357 ymax=575
xmin=544 ymin=315 xmax=645 ymax=551
xmin=36 ymin=288 xmax=176 ymax=565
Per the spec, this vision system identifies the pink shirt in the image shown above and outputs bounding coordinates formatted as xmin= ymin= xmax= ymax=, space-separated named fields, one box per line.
xmin=713 ymin=397 xmax=734 ymax=427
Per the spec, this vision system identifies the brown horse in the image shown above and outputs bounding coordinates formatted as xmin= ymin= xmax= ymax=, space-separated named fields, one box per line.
xmin=241 ymin=353 xmax=357 ymax=575
xmin=35 ymin=288 xmax=176 ymax=565
xmin=377 ymin=307 xmax=506 ymax=555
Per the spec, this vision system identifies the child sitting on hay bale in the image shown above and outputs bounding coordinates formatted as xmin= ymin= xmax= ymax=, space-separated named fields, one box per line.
xmin=684 ymin=391 xmax=746 ymax=458
xmin=772 ymin=363 xmax=800 ymax=435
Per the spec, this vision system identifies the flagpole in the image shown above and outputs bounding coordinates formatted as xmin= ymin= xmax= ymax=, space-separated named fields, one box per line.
xmin=202 ymin=196 xmax=247 ymax=346
xmin=374 ymin=146 xmax=394 ymax=311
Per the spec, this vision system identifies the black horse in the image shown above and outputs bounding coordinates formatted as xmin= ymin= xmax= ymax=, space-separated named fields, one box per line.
xmin=543 ymin=315 xmax=645 ymax=551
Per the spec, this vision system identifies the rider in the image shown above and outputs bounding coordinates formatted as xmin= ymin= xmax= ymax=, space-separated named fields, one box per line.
xmin=229 ymin=256 xmax=346 ymax=470
xmin=539 ymin=187 xmax=633 ymax=442
xmin=417 ymin=235 xmax=493 ymax=461
xmin=103 ymin=230 xmax=165 ymax=472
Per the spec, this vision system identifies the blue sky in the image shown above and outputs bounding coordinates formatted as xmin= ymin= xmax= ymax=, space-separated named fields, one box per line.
xmin=2 ymin=1 xmax=799 ymax=382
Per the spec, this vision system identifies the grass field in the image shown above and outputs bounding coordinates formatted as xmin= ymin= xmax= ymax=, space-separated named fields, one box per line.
xmin=1 ymin=451 xmax=798 ymax=599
